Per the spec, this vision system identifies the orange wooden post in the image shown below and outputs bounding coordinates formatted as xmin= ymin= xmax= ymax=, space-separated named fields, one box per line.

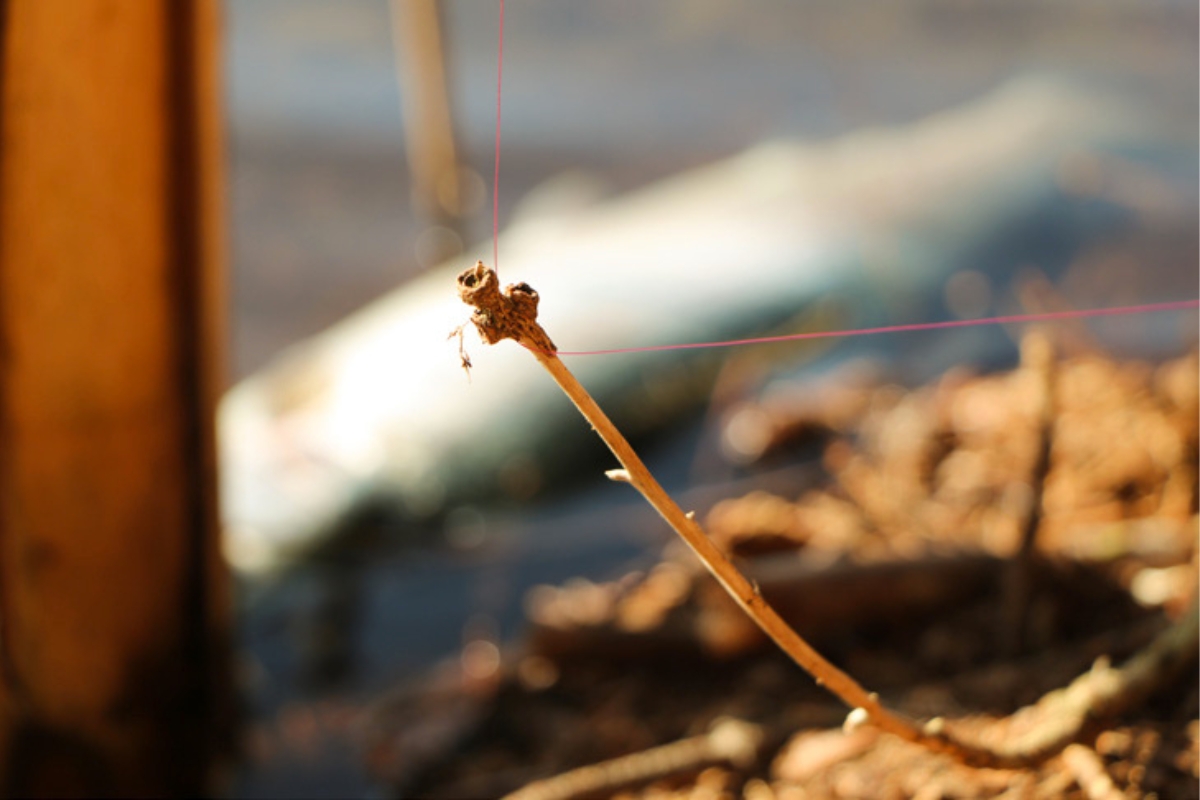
xmin=0 ymin=0 xmax=231 ymax=795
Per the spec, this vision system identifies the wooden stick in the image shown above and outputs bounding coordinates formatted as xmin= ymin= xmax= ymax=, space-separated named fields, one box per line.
xmin=456 ymin=262 xmax=1199 ymax=771
xmin=502 ymin=717 xmax=762 ymax=800
xmin=1061 ymin=744 xmax=1124 ymax=800
xmin=390 ymin=0 xmax=462 ymax=220
xmin=1000 ymin=332 xmax=1058 ymax=655
xmin=454 ymin=262 xmax=995 ymax=764
xmin=534 ymin=349 xmax=939 ymax=739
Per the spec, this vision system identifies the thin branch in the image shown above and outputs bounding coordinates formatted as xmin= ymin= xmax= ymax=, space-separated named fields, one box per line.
xmin=1001 ymin=332 xmax=1058 ymax=654
xmin=534 ymin=349 xmax=943 ymax=733
xmin=979 ymin=596 xmax=1198 ymax=764
xmin=1061 ymin=744 xmax=1124 ymax=800
xmin=502 ymin=717 xmax=763 ymax=800
xmin=455 ymin=262 xmax=1198 ymax=773
xmin=455 ymin=262 xmax=999 ymax=766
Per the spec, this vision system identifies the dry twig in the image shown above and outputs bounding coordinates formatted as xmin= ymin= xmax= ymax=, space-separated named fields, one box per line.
xmin=456 ymin=263 xmax=1198 ymax=778
xmin=1001 ymin=332 xmax=1058 ymax=654
xmin=455 ymin=262 xmax=1001 ymax=766
xmin=1061 ymin=744 xmax=1124 ymax=800
xmin=976 ymin=596 xmax=1198 ymax=764
xmin=502 ymin=717 xmax=762 ymax=800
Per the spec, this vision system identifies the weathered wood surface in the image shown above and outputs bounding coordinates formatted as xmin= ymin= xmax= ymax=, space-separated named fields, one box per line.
xmin=0 ymin=0 xmax=230 ymax=795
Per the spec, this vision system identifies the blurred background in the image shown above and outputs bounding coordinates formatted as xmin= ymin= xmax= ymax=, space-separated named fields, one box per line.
xmin=223 ymin=2 xmax=1196 ymax=796
xmin=1 ymin=1 xmax=1195 ymax=797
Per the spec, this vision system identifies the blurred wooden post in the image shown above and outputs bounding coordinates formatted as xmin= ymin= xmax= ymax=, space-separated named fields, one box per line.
xmin=391 ymin=0 xmax=463 ymax=219
xmin=0 ymin=0 xmax=231 ymax=795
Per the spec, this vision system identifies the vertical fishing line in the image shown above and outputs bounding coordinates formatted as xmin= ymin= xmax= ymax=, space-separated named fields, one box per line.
xmin=493 ymin=0 xmax=505 ymax=277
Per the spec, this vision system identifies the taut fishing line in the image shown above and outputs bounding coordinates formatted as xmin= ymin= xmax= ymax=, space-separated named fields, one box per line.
xmin=548 ymin=300 xmax=1200 ymax=357
xmin=488 ymin=8 xmax=1198 ymax=359
xmin=492 ymin=0 xmax=504 ymax=278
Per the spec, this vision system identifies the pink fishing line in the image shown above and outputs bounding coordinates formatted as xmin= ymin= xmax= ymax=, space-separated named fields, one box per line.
xmin=546 ymin=299 xmax=1200 ymax=357
xmin=492 ymin=0 xmax=505 ymax=277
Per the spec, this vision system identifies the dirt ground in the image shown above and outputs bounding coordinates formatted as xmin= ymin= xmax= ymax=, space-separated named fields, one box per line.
xmin=365 ymin=341 xmax=1198 ymax=799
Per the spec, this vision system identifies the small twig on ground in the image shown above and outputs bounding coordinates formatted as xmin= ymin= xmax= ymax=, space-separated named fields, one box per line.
xmin=1001 ymin=332 xmax=1058 ymax=654
xmin=1061 ymin=744 xmax=1124 ymax=800
xmin=976 ymin=595 xmax=1198 ymax=764
xmin=502 ymin=717 xmax=763 ymax=800
xmin=455 ymin=262 xmax=999 ymax=766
